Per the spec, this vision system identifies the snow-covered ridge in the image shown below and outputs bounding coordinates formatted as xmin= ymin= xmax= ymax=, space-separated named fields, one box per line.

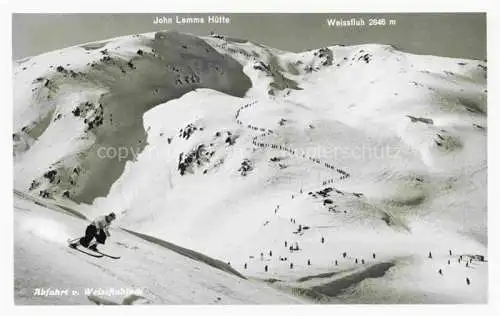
xmin=14 ymin=30 xmax=487 ymax=303
xmin=14 ymin=30 xmax=252 ymax=204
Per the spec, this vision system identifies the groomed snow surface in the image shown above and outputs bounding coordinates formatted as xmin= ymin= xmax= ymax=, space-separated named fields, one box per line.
xmin=13 ymin=31 xmax=487 ymax=304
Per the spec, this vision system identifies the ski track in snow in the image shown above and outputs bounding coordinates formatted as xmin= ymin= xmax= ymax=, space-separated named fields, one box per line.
xmin=235 ymin=99 xmax=351 ymax=188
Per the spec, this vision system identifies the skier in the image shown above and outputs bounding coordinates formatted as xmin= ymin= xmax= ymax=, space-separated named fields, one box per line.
xmin=335 ymin=260 xmax=338 ymax=266
xmin=264 ymin=265 xmax=268 ymax=272
xmin=70 ymin=212 xmax=116 ymax=251
xmin=343 ymin=252 xmax=347 ymax=258
xmin=307 ymin=259 xmax=311 ymax=266
xmin=466 ymin=277 xmax=470 ymax=285
xmin=321 ymin=236 xmax=325 ymax=244
xmin=244 ymin=263 xmax=247 ymax=269
xmin=428 ymin=251 xmax=432 ymax=259
xmin=438 ymin=269 xmax=443 ymax=275
xmin=372 ymin=253 xmax=376 ymax=259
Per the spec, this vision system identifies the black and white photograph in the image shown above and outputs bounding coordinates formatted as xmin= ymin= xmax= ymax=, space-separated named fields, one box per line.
xmin=7 ymin=3 xmax=497 ymax=310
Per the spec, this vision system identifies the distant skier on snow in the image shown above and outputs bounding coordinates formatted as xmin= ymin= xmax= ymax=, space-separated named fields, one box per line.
xmin=70 ymin=212 xmax=116 ymax=251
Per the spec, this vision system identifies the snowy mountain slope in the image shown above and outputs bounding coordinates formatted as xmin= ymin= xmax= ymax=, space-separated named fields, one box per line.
xmin=14 ymin=31 xmax=251 ymax=204
xmin=14 ymin=194 xmax=305 ymax=304
xmin=13 ymin=31 xmax=487 ymax=303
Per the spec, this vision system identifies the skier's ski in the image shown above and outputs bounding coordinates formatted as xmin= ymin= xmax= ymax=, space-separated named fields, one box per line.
xmin=67 ymin=238 xmax=80 ymax=247
xmin=67 ymin=242 xmax=103 ymax=258
xmin=95 ymin=251 xmax=121 ymax=259
xmin=67 ymin=238 xmax=119 ymax=259
xmin=71 ymin=246 xmax=104 ymax=258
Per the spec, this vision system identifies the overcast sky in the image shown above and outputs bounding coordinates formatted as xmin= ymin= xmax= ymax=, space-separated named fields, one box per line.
xmin=12 ymin=13 xmax=486 ymax=60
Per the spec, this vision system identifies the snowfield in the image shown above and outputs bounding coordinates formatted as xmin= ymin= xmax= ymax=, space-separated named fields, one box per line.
xmin=13 ymin=30 xmax=487 ymax=304
xmin=14 ymin=191 xmax=303 ymax=304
